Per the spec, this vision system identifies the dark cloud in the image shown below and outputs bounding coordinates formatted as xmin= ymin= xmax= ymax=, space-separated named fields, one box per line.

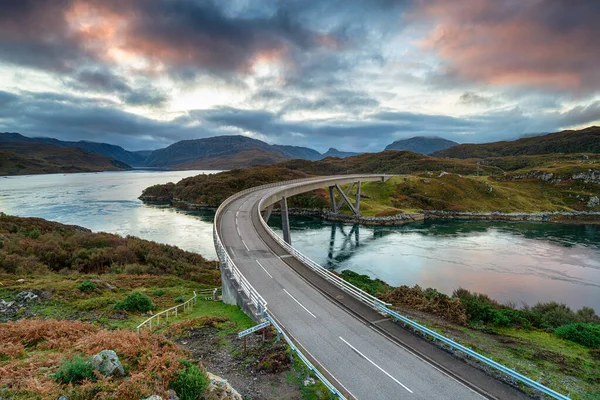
xmin=458 ymin=92 xmax=495 ymax=107
xmin=68 ymin=69 xmax=168 ymax=106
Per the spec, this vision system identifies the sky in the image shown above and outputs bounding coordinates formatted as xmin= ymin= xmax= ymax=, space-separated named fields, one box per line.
xmin=0 ymin=0 xmax=599 ymax=152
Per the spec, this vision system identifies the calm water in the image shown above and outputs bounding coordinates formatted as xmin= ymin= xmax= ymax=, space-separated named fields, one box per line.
xmin=1 ymin=171 xmax=599 ymax=311
xmin=0 ymin=170 xmax=218 ymax=259
xmin=269 ymin=216 xmax=600 ymax=311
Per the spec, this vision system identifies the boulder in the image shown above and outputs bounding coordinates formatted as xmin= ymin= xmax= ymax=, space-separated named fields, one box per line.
xmin=91 ymin=350 xmax=125 ymax=377
xmin=204 ymin=372 xmax=242 ymax=400
xmin=142 ymin=396 xmax=162 ymax=400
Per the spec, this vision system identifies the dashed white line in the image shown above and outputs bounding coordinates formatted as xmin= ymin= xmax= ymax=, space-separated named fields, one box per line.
xmin=256 ymin=260 xmax=273 ymax=279
xmin=236 ymin=226 xmax=241 ymax=236
xmin=283 ymin=288 xmax=317 ymax=319
xmin=339 ymin=336 xmax=413 ymax=394
xmin=241 ymin=239 xmax=250 ymax=252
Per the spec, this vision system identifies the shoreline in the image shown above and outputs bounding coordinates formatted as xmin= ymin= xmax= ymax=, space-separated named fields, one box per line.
xmin=142 ymin=197 xmax=600 ymax=225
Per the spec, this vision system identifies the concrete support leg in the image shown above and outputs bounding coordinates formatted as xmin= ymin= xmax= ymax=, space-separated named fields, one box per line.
xmin=262 ymin=204 xmax=274 ymax=222
xmin=334 ymin=183 xmax=359 ymax=215
xmin=328 ymin=186 xmax=336 ymax=212
xmin=280 ymin=197 xmax=292 ymax=245
xmin=355 ymin=181 xmax=361 ymax=216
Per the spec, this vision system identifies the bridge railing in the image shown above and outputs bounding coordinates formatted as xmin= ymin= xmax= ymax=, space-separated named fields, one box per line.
xmin=253 ymin=179 xmax=571 ymax=400
xmin=265 ymin=312 xmax=347 ymax=400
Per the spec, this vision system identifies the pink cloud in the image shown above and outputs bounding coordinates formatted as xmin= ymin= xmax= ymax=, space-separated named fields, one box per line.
xmin=415 ymin=0 xmax=600 ymax=94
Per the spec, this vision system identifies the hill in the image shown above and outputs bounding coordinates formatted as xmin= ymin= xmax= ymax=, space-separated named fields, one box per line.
xmin=320 ymin=148 xmax=359 ymax=158
xmin=143 ymin=135 xmax=311 ymax=169
xmin=385 ymin=136 xmax=458 ymax=154
xmin=432 ymin=126 xmax=600 ymax=158
xmin=0 ymin=132 xmax=146 ymax=166
xmin=0 ymin=143 xmax=131 ymax=176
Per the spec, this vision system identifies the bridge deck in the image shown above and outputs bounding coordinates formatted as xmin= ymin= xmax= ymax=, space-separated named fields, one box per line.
xmin=218 ymin=176 xmax=531 ymax=400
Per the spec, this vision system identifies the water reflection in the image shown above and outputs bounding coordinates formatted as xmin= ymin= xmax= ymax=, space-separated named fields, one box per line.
xmin=268 ymin=215 xmax=600 ymax=311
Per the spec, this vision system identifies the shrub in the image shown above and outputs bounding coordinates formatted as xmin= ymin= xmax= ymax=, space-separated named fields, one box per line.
xmin=115 ymin=291 xmax=154 ymax=313
xmin=171 ymin=360 xmax=209 ymax=400
xmin=77 ymin=281 xmax=97 ymax=292
xmin=554 ymin=323 xmax=600 ymax=348
xmin=52 ymin=355 xmax=96 ymax=384
xmin=174 ymin=295 xmax=185 ymax=303
xmin=340 ymin=270 xmax=388 ymax=295
xmin=152 ymin=289 xmax=165 ymax=296
xmin=531 ymin=302 xmax=577 ymax=328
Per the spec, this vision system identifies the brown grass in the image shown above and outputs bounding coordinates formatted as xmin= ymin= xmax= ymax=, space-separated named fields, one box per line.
xmin=0 ymin=319 xmax=195 ymax=399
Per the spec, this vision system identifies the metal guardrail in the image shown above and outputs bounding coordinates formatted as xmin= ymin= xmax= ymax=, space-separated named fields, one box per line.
xmin=265 ymin=312 xmax=347 ymax=400
xmin=252 ymin=178 xmax=571 ymax=400
xmin=136 ymin=291 xmax=198 ymax=333
xmin=377 ymin=306 xmax=570 ymax=400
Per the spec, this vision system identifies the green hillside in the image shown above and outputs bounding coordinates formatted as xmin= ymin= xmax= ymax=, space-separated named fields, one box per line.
xmin=0 ymin=144 xmax=131 ymax=176
xmin=433 ymin=126 xmax=600 ymax=158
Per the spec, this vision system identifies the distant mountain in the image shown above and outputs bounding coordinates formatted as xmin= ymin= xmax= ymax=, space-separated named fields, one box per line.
xmin=0 ymin=142 xmax=131 ymax=176
xmin=144 ymin=135 xmax=290 ymax=168
xmin=385 ymin=136 xmax=458 ymax=154
xmin=320 ymin=148 xmax=359 ymax=158
xmin=432 ymin=126 xmax=600 ymax=158
xmin=0 ymin=132 xmax=146 ymax=166
xmin=272 ymin=145 xmax=322 ymax=160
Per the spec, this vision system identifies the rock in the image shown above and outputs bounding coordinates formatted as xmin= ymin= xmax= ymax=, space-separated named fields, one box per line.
xmin=16 ymin=279 xmax=25 ymax=283
xmin=588 ymin=196 xmax=599 ymax=208
xmin=142 ymin=396 xmax=162 ymax=400
xmin=167 ymin=389 xmax=179 ymax=400
xmin=204 ymin=371 xmax=243 ymax=400
xmin=303 ymin=377 xmax=316 ymax=386
xmin=57 ymin=396 xmax=69 ymax=400
xmin=438 ymin=171 xmax=448 ymax=178
xmin=91 ymin=350 xmax=125 ymax=377
xmin=16 ymin=291 xmax=38 ymax=302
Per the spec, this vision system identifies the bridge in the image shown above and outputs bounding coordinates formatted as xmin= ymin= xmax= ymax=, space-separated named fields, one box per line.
xmin=213 ymin=175 xmax=561 ymax=400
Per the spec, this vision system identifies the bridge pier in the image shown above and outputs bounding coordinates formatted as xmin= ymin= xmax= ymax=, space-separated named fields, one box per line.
xmin=329 ymin=181 xmax=362 ymax=216
xmin=262 ymin=204 xmax=274 ymax=222
xmin=280 ymin=196 xmax=292 ymax=245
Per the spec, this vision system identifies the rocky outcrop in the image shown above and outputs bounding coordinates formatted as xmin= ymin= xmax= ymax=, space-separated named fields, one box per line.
xmin=505 ymin=169 xmax=600 ymax=185
xmin=424 ymin=210 xmax=600 ymax=223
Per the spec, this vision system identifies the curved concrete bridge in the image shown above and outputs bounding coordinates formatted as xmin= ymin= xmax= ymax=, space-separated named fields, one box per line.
xmin=214 ymin=175 xmax=530 ymax=400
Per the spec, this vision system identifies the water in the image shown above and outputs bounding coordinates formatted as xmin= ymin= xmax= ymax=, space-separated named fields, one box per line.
xmin=268 ymin=216 xmax=600 ymax=311
xmin=1 ymin=171 xmax=598 ymax=310
xmin=0 ymin=170 xmax=218 ymax=259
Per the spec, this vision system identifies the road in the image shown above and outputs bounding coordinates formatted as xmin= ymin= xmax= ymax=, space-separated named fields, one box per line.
xmin=217 ymin=178 xmax=493 ymax=400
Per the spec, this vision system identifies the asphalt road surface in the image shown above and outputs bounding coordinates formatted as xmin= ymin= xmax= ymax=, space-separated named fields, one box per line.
xmin=218 ymin=181 xmax=493 ymax=400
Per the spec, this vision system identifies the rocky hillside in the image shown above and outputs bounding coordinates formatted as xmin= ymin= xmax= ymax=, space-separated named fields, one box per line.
xmin=385 ymin=136 xmax=458 ymax=154
xmin=432 ymin=126 xmax=600 ymax=158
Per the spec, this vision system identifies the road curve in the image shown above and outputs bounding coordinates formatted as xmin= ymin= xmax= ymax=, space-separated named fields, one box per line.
xmin=216 ymin=176 xmax=521 ymax=400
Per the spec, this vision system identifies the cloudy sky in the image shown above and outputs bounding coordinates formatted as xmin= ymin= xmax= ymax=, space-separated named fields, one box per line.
xmin=1 ymin=0 xmax=599 ymax=152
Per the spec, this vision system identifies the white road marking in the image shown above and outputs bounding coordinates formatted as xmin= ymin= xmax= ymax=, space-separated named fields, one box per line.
xmin=256 ymin=260 xmax=273 ymax=279
xmin=241 ymin=239 xmax=250 ymax=252
xmin=339 ymin=336 xmax=413 ymax=394
xmin=236 ymin=226 xmax=241 ymax=236
xmin=236 ymin=211 xmax=239 ymax=218
xmin=270 ymin=313 xmax=356 ymax=400
xmin=283 ymin=288 xmax=317 ymax=319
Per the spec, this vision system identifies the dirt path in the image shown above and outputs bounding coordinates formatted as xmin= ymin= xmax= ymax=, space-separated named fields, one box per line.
xmin=174 ymin=327 xmax=304 ymax=400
